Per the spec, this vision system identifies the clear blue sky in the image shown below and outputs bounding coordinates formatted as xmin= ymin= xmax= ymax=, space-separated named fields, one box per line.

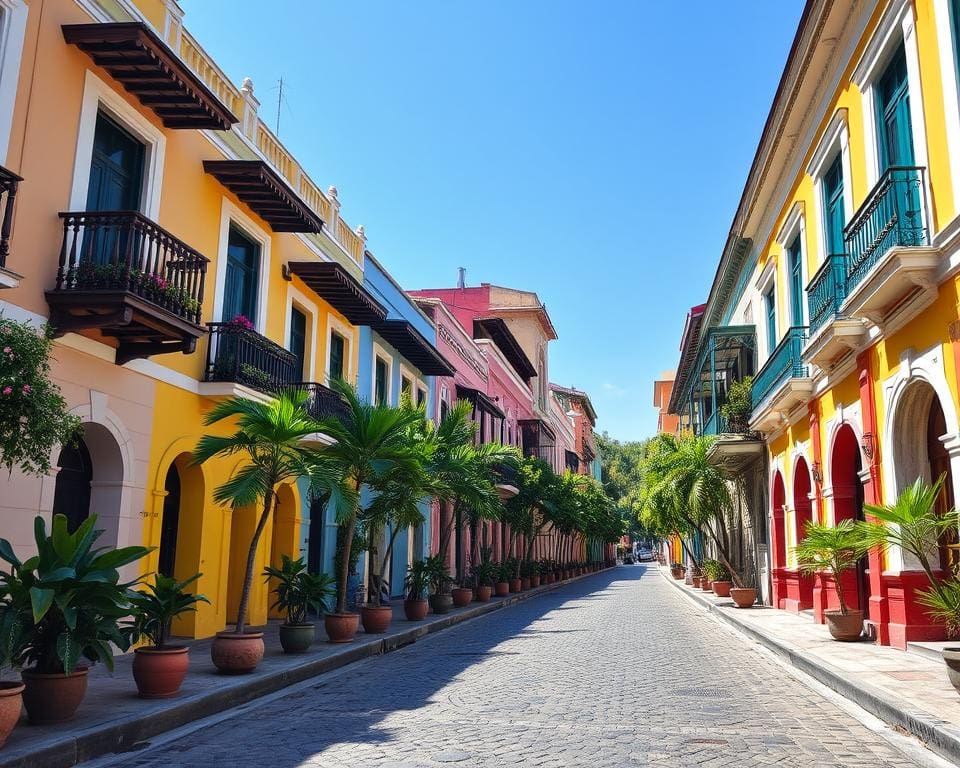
xmin=181 ymin=1 xmax=804 ymax=441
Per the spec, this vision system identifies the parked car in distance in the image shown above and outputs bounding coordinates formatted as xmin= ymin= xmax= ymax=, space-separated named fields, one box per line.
xmin=636 ymin=548 xmax=654 ymax=562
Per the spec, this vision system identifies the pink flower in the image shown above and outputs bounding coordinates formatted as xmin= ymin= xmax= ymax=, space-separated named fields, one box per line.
xmin=21 ymin=384 xmax=31 ymax=394
xmin=1 ymin=387 xmax=11 ymax=395
xmin=2 ymin=347 xmax=10 ymax=354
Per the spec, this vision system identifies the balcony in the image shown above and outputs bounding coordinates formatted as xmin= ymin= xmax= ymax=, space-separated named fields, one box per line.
xmin=46 ymin=211 xmax=207 ymax=364
xmin=750 ymin=326 xmax=813 ymax=433
xmin=0 ymin=166 xmax=22 ymax=288
xmin=204 ymin=322 xmax=349 ymax=425
xmin=840 ymin=166 xmax=939 ymax=328
xmin=803 ymin=254 xmax=865 ymax=369
xmin=492 ymin=462 xmax=519 ymax=500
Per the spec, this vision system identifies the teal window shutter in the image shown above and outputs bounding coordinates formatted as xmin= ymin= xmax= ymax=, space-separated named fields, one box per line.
xmin=875 ymin=47 xmax=914 ymax=170
xmin=289 ymin=307 xmax=307 ymax=380
xmin=788 ymin=235 xmax=804 ymax=327
xmin=223 ymin=226 xmax=260 ymax=323
xmin=765 ymin=286 xmax=777 ymax=355
xmin=822 ymin=154 xmax=846 ymax=255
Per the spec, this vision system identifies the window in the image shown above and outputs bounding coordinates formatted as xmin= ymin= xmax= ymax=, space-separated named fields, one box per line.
xmin=417 ymin=387 xmax=426 ymax=407
xmin=289 ymin=307 xmax=307 ymax=380
xmin=401 ymin=376 xmax=412 ymax=397
xmin=87 ymin=111 xmax=144 ymax=213
xmin=440 ymin=399 xmax=449 ymax=421
xmin=222 ymin=225 xmax=260 ymax=323
xmin=822 ymin=153 xmax=846 ymax=255
xmin=764 ymin=285 xmax=777 ymax=355
xmin=375 ymin=357 xmax=388 ymax=406
xmin=787 ymin=236 xmax=804 ymax=327
xmin=876 ymin=47 xmax=915 ymax=170
xmin=0 ymin=1 xmax=28 ymax=163
xmin=329 ymin=331 xmax=345 ymax=382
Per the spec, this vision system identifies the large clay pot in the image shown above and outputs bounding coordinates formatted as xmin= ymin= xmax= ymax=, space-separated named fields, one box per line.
xmin=671 ymin=568 xmax=684 ymax=580
xmin=429 ymin=593 xmax=453 ymax=614
xmin=325 ymin=612 xmax=360 ymax=643
xmin=942 ymin=647 xmax=960 ymax=693
xmin=729 ymin=587 xmax=757 ymax=609
xmin=133 ymin=646 xmax=190 ymax=698
xmin=452 ymin=587 xmax=474 ymax=607
xmin=361 ymin=605 xmax=393 ymax=634
xmin=475 ymin=585 xmax=493 ymax=602
xmin=22 ymin=668 xmax=87 ymax=723
xmin=509 ymin=578 xmax=521 ymax=593
xmin=692 ymin=576 xmax=702 ymax=588
xmin=211 ymin=631 xmax=265 ymax=673
xmin=278 ymin=623 xmax=315 ymax=653
xmin=404 ymin=598 xmax=429 ymax=620
xmin=0 ymin=682 xmax=23 ymax=747
xmin=494 ymin=581 xmax=510 ymax=597
xmin=531 ymin=575 xmax=541 ymax=588
xmin=712 ymin=580 xmax=732 ymax=597
xmin=521 ymin=577 xmax=531 ymax=591
xmin=825 ymin=609 xmax=864 ymax=641
xmin=701 ymin=579 xmax=713 ymax=592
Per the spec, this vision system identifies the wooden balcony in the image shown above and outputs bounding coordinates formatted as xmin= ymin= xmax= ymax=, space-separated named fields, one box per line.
xmin=0 ymin=165 xmax=22 ymax=288
xmin=46 ymin=211 xmax=208 ymax=364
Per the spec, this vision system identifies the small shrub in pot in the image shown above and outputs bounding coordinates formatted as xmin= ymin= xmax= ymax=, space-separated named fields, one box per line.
xmin=404 ymin=559 xmax=430 ymax=620
xmin=263 ymin=555 xmax=334 ymax=650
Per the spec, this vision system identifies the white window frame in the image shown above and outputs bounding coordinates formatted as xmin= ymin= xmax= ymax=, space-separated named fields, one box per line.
xmin=398 ymin=362 xmax=425 ymax=405
xmin=934 ymin=0 xmax=960 ymax=213
xmin=372 ymin=342 xmax=392 ymax=406
xmin=852 ymin=0 xmax=931 ymax=203
xmin=0 ymin=0 xmax=27 ymax=165
xmin=69 ymin=70 xmax=166 ymax=219
xmin=754 ymin=258 xmax=778 ymax=360
xmin=775 ymin=202 xmax=808 ymax=329
xmin=211 ymin=198 xmax=271 ymax=332
xmin=325 ymin=313 xmax=354 ymax=386
xmin=807 ymin=109 xmax=854 ymax=266
xmin=284 ymin=284 xmax=318 ymax=382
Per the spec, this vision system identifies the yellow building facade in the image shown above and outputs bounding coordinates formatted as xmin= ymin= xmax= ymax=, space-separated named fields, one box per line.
xmin=0 ymin=0 xmax=381 ymax=637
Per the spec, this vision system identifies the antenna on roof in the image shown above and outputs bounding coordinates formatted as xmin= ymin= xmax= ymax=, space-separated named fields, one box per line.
xmin=457 ymin=267 xmax=466 ymax=289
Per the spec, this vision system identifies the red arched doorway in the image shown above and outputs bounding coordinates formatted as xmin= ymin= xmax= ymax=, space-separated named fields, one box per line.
xmin=770 ymin=471 xmax=787 ymax=610
xmin=785 ymin=458 xmax=813 ymax=612
xmin=829 ymin=424 xmax=868 ymax=613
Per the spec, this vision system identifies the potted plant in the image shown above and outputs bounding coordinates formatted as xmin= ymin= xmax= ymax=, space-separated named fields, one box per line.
xmin=425 ymin=554 xmax=454 ymax=614
xmin=404 ymin=559 xmax=430 ymax=620
xmin=508 ymin=558 xmax=522 ymax=593
xmin=494 ymin=562 xmax=511 ymax=596
xmin=520 ymin=560 xmax=533 ymax=591
xmin=0 ymin=514 xmax=149 ymax=723
xmin=795 ymin=520 xmax=865 ymax=639
xmin=130 ymin=573 xmax=209 ymax=698
xmin=670 ymin=562 xmax=685 ymax=580
xmin=451 ymin=576 xmax=474 ymax=607
xmin=719 ymin=376 xmax=753 ymax=433
xmin=705 ymin=560 xmax=732 ymax=597
xmin=530 ymin=560 xmax=541 ymax=588
xmin=471 ymin=548 xmax=496 ymax=602
xmin=263 ymin=555 xmax=334 ymax=651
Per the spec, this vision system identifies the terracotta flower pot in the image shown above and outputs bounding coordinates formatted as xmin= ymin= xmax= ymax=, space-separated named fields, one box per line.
xmin=825 ymin=609 xmax=864 ymax=642
xmin=494 ymin=581 xmax=510 ymax=597
xmin=324 ymin=612 xmax=359 ymax=643
xmin=670 ymin=568 xmax=684 ymax=580
xmin=429 ymin=593 xmax=453 ymax=614
xmin=278 ymin=623 xmax=315 ymax=653
xmin=211 ymin=631 xmax=265 ymax=673
xmin=0 ymin=682 xmax=23 ymax=747
xmin=133 ymin=646 xmax=190 ymax=698
xmin=404 ymin=598 xmax=429 ymax=620
xmin=521 ymin=577 xmax=531 ymax=590
xmin=361 ymin=605 xmax=393 ymax=634
xmin=531 ymin=575 xmax=541 ymax=588
xmin=452 ymin=587 xmax=474 ymax=607
xmin=701 ymin=579 xmax=713 ymax=592
xmin=942 ymin=647 xmax=960 ymax=693
xmin=545 ymin=573 xmax=554 ymax=584
xmin=692 ymin=577 xmax=702 ymax=588
xmin=729 ymin=587 xmax=757 ymax=609
xmin=711 ymin=580 xmax=732 ymax=597
xmin=509 ymin=578 xmax=521 ymax=593
xmin=475 ymin=585 xmax=493 ymax=602
xmin=21 ymin=668 xmax=87 ymax=723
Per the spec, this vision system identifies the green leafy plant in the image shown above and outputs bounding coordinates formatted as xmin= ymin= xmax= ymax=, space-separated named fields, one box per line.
xmin=0 ymin=318 xmax=81 ymax=475
xmin=0 ymin=514 xmax=151 ymax=673
xmin=404 ymin=559 xmax=430 ymax=601
xmin=470 ymin=547 xmax=498 ymax=587
xmin=919 ymin=579 xmax=960 ymax=639
xmin=263 ymin=555 xmax=334 ymax=625
xmin=496 ymin=561 xmax=513 ymax=583
xmin=701 ymin=558 xmax=729 ymax=582
xmin=423 ymin=554 xmax=453 ymax=596
xmin=720 ymin=376 xmax=753 ymax=423
xmin=130 ymin=573 xmax=209 ymax=649
xmin=795 ymin=520 xmax=866 ymax=615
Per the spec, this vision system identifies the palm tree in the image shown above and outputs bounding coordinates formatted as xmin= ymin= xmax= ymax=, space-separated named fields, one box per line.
xmin=311 ymin=379 xmax=424 ymax=615
xmin=193 ymin=390 xmax=333 ymax=634
xmin=795 ymin=520 xmax=865 ymax=615
xmin=639 ymin=435 xmax=699 ymax=568
xmin=509 ymin=457 xmax=556 ymax=569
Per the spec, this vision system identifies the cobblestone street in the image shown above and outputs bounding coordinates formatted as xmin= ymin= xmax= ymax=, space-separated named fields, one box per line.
xmin=95 ymin=567 xmax=941 ymax=768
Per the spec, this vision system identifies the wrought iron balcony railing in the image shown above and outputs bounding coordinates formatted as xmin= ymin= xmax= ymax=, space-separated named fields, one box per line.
xmin=751 ymin=326 xmax=809 ymax=410
xmin=806 ymin=254 xmax=847 ymax=335
xmin=843 ymin=166 xmax=928 ymax=292
xmin=205 ymin=321 xmax=299 ymax=392
xmin=0 ymin=166 xmax=22 ymax=270
xmin=55 ymin=211 xmax=207 ymax=325
xmin=289 ymin=381 xmax=352 ymax=424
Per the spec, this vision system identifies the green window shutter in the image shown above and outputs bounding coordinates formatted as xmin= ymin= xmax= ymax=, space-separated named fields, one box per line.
xmin=788 ymin=235 xmax=804 ymax=327
xmin=876 ymin=47 xmax=914 ymax=170
xmin=822 ymin=154 xmax=846 ymax=255
xmin=329 ymin=332 xmax=345 ymax=382
xmin=765 ymin=286 xmax=777 ymax=355
xmin=289 ymin=307 xmax=307 ymax=380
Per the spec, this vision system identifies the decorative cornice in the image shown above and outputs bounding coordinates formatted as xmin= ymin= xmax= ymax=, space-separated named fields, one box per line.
xmin=438 ymin=322 xmax=487 ymax=381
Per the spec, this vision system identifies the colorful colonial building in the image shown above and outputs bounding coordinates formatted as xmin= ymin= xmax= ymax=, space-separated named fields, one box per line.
xmin=665 ymin=0 xmax=960 ymax=647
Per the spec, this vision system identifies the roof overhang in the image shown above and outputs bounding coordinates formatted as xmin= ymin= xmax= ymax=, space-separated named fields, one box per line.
xmin=203 ymin=160 xmax=324 ymax=233
xmin=706 ymin=435 xmax=765 ymax=477
xmin=473 ymin=317 xmax=537 ymax=380
xmin=455 ymin=384 xmax=505 ymax=419
xmin=62 ymin=23 xmax=237 ymax=130
xmin=373 ymin=319 xmax=455 ymax=376
xmin=287 ymin=261 xmax=387 ymax=325
xmin=668 ymin=304 xmax=706 ymax=414
xmin=488 ymin=305 xmax=558 ymax=341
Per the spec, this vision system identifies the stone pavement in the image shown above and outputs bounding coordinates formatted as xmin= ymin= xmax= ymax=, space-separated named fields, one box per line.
xmin=83 ymin=566 xmax=941 ymax=768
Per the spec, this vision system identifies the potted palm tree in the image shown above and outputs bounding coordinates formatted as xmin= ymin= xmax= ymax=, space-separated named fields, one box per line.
xmin=471 ymin=547 xmax=497 ymax=601
xmin=795 ymin=520 xmax=865 ymax=640
xmin=263 ymin=555 xmax=334 ymax=652
xmin=705 ymin=560 xmax=732 ymax=597
xmin=194 ymin=390 xmax=333 ymax=672
xmin=130 ymin=573 xmax=209 ymax=698
xmin=404 ymin=559 xmax=430 ymax=620
xmin=425 ymin=554 xmax=453 ymax=614
xmin=495 ymin=562 xmax=511 ymax=596
xmin=0 ymin=514 xmax=149 ymax=723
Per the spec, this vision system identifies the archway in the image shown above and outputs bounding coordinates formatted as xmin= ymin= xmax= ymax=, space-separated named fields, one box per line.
xmin=770 ymin=471 xmax=787 ymax=609
xmin=786 ymin=457 xmax=814 ymax=612
xmin=160 ymin=464 xmax=181 ymax=578
xmin=830 ymin=424 xmax=867 ymax=611
xmin=53 ymin=439 xmax=92 ymax=532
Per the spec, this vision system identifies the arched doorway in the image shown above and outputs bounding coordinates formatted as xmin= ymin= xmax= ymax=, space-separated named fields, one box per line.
xmin=770 ymin=471 xmax=787 ymax=609
xmin=788 ymin=458 xmax=814 ymax=612
xmin=831 ymin=424 xmax=868 ymax=611
xmin=159 ymin=464 xmax=181 ymax=578
xmin=53 ymin=439 xmax=92 ymax=532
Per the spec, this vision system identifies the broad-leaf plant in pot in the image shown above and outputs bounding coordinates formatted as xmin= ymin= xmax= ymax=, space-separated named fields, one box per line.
xmin=471 ymin=546 xmax=497 ymax=602
xmin=404 ymin=559 xmax=430 ymax=621
xmin=263 ymin=555 xmax=334 ymax=653
xmin=425 ymin=554 xmax=454 ymax=614
xmin=0 ymin=514 xmax=150 ymax=724
xmin=130 ymin=573 xmax=209 ymax=698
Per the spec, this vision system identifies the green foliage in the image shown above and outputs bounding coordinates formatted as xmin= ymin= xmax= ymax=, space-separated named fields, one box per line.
xmin=423 ymin=554 xmax=453 ymax=596
xmin=795 ymin=520 xmax=866 ymax=615
xmin=263 ymin=555 xmax=334 ymax=625
xmin=130 ymin=573 xmax=208 ymax=649
xmin=720 ymin=376 xmax=753 ymax=422
xmin=701 ymin=559 xmax=729 ymax=582
xmin=496 ymin=561 xmax=513 ymax=583
xmin=918 ymin=580 xmax=960 ymax=639
xmin=470 ymin=546 xmax=497 ymax=588
xmin=404 ymin=559 xmax=430 ymax=601
xmin=0 ymin=514 xmax=151 ymax=673
xmin=0 ymin=318 xmax=81 ymax=476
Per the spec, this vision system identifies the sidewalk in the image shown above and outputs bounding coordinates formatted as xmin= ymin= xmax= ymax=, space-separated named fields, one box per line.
xmin=0 ymin=571 xmax=604 ymax=768
xmin=660 ymin=565 xmax=960 ymax=765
